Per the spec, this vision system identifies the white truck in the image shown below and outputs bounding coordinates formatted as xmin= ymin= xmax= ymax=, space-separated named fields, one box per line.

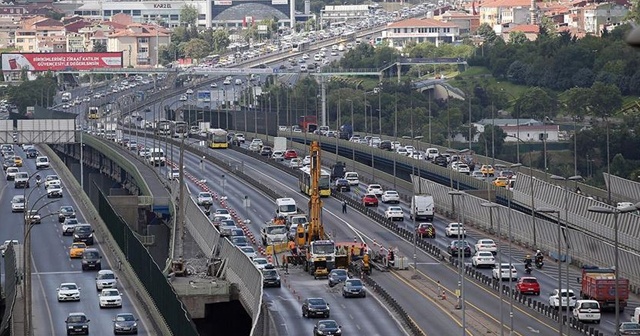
xmin=261 ymin=224 xmax=288 ymax=245
xmin=273 ymin=137 xmax=286 ymax=153
xmin=148 ymin=148 xmax=166 ymax=166
xmin=410 ymin=195 xmax=434 ymax=221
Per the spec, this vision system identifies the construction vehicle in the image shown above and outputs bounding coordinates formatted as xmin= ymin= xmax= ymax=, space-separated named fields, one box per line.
xmin=335 ymin=242 xmax=371 ymax=275
xmin=579 ymin=267 xmax=629 ymax=311
xmin=295 ymin=141 xmax=335 ymax=279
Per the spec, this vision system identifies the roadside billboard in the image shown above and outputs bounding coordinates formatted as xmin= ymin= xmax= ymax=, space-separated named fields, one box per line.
xmin=1 ymin=52 xmax=123 ymax=71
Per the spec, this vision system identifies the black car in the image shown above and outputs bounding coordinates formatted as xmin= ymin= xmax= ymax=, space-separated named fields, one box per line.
xmin=82 ymin=248 xmax=102 ymax=271
xmin=73 ymin=224 xmax=94 ymax=245
xmin=433 ymin=155 xmax=448 ymax=167
xmin=25 ymin=148 xmax=38 ymax=158
xmin=378 ymin=140 xmax=392 ymax=151
xmin=261 ymin=266 xmax=281 ymax=288
xmin=342 ymin=278 xmax=366 ymax=298
xmin=333 ymin=179 xmax=350 ymax=192
xmin=59 ymin=206 xmax=76 ymax=222
xmin=113 ymin=313 xmax=139 ymax=335
xmin=260 ymin=146 xmax=273 ymax=156
xmin=302 ymin=297 xmax=330 ymax=318
xmin=328 ymin=269 xmax=348 ymax=287
xmin=449 ymin=240 xmax=472 ymax=257
xmin=65 ymin=312 xmax=90 ymax=335
xmin=314 ymin=320 xmax=342 ymax=336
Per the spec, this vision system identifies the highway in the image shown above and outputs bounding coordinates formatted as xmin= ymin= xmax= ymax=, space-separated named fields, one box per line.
xmin=1 ymin=145 xmax=152 ymax=335
xmin=123 ymin=135 xmax=411 ymax=336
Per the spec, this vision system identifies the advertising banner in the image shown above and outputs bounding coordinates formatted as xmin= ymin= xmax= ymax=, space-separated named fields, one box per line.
xmin=1 ymin=52 xmax=123 ymax=71
xmin=197 ymin=90 xmax=211 ymax=102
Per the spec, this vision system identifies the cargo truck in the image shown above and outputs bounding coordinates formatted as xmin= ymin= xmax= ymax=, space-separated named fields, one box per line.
xmin=410 ymin=195 xmax=434 ymax=221
xmin=579 ymin=267 xmax=629 ymax=311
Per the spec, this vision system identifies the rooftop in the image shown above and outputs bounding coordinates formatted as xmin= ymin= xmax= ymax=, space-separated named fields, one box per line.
xmin=387 ymin=17 xmax=458 ymax=28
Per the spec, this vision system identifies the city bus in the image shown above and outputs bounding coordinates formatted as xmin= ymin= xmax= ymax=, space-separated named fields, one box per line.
xmin=172 ymin=121 xmax=188 ymax=138
xmin=88 ymin=107 xmax=99 ymax=119
xmin=299 ymin=166 xmax=331 ymax=197
xmin=207 ymin=128 xmax=229 ymax=149
xmin=292 ymin=41 xmax=310 ymax=52
xmin=155 ymin=120 xmax=171 ymax=136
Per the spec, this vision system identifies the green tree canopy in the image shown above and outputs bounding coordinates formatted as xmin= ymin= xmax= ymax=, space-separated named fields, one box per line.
xmin=180 ymin=5 xmax=198 ymax=27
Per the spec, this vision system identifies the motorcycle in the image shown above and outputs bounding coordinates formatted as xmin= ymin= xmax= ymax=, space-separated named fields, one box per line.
xmin=535 ymin=258 xmax=544 ymax=269
xmin=36 ymin=179 xmax=41 ymax=187
xmin=524 ymin=264 xmax=532 ymax=274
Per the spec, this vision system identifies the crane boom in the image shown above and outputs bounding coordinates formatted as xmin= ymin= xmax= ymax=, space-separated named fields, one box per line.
xmin=307 ymin=140 xmax=324 ymax=242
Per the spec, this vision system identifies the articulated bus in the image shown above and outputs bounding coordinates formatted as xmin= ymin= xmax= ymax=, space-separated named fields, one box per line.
xmin=207 ymin=128 xmax=229 ymax=149
xmin=299 ymin=166 xmax=331 ymax=197
xmin=172 ymin=121 xmax=188 ymax=138
xmin=88 ymin=107 xmax=100 ymax=119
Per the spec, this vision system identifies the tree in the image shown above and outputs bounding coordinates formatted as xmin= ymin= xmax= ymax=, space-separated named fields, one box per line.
xmin=182 ymin=38 xmax=209 ymax=60
xmin=508 ymin=31 xmax=528 ymax=45
xmin=514 ymin=87 xmax=556 ymax=119
xmin=9 ymin=75 xmax=56 ymax=114
xmin=93 ymin=41 xmax=107 ymax=52
xmin=180 ymin=5 xmax=198 ymax=27
xmin=588 ymin=81 xmax=622 ymax=118
xmin=477 ymin=124 xmax=507 ymax=156
xmin=477 ymin=23 xmax=498 ymax=44
xmin=562 ymin=87 xmax=591 ymax=119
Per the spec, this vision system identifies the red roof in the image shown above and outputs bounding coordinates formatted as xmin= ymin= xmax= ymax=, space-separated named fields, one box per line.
xmin=480 ymin=0 xmax=533 ymax=8
xmin=510 ymin=24 xmax=540 ymax=33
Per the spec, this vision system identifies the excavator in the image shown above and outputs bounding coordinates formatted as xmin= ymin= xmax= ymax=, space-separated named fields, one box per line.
xmin=295 ymin=141 xmax=336 ymax=279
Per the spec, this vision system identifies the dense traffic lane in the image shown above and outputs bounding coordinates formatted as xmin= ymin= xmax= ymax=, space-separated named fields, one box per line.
xmin=0 ymin=145 xmax=151 ymax=335
xmin=133 ymin=136 xmax=486 ymax=334
xmin=128 ymin=135 xmax=409 ymax=336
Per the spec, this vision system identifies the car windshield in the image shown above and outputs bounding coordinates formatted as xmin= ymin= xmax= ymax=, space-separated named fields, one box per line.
xmin=254 ymin=259 xmax=268 ymax=265
xmin=76 ymin=226 xmax=91 ymax=233
xmin=216 ymin=209 xmax=229 ymax=215
xmin=581 ymin=302 xmax=599 ymax=309
xmin=522 ymin=278 xmax=538 ymax=283
xmin=622 ymin=323 xmax=640 ymax=330
xmin=263 ymin=270 xmax=277 ymax=277
xmin=388 ymin=207 xmax=402 ymax=211
xmin=15 ymin=173 xmax=27 ymax=179
xmin=331 ymin=269 xmax=347 ymax=277
xmin=60 ymin=284 xmax=77 ymax=290
xmin=241 ymin=247 xmax=254 ymax=253
xmin=67 ymin=315 xmax=86 ymax=323
xmin=102 ymin=289 xmax=118 ymax=296
xmin=319 ymin=321 xmax=338 ymax=329
xmin=71 ymin=243 xmax=84 ymax=248
xmin=116 ymin=314 xmax=135 ymax=322
xmin=98 ymin=272 xmax=115 ymax=280
xmin=66 ymin=219 xmax=78 ymax=225
xmin=84 ymin=251 xmax=99 ymax=258
xmin=199 ymin=193 xmax=211 ymax=198
xmin=346 ymin=279 xmax=362 ymax=286
xmin=61 ymin=206 xmax=74 ymax=213
xmin=308 ymin=298 xmax=326 ymax=305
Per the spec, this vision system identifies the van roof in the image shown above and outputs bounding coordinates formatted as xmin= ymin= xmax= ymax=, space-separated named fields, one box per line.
xmin=276 ymin=197 xmax=295 ymax=202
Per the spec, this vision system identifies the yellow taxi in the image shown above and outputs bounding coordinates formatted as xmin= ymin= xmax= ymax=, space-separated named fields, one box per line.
xmin=69 ymin=242 xmax=87 ymax=258
xmin=13 ymin=156 xmax=23 ymax=167
xmin=493 ymin=176 xmax=510 ymax=188
xmin=480 ymin=165 xmax=495 ymax=176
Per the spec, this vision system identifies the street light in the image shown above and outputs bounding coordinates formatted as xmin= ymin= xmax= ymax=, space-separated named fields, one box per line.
xmin=480 ymin=202 xmax=504 ymax=336
xmin=506 ymin=163 xmax=522 ymax=335
xmin=535 ymin=206 xmax=562 ymax=335
xmin=550 ymin=174 xmax=583 ymax=335
xmin=506 ymin=134 xmax=537 ymax=247
xmin=345 ymin=99 xmax=355 ymax=171
xmin=449 ymin=190 xmax=466 ymax=336
xmin=587 ymin=203 xmax=638 ymax=336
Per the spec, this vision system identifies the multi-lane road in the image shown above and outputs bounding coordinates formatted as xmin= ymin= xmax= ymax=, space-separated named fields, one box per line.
xmin=1 ymin=145 xmax=153 ymax=335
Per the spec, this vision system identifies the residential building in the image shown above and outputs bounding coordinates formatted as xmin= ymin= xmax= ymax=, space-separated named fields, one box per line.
xmin=72 ymin=1 xmax=210 ymax=28
xmin=0 ymin=17 xmax=19 ymax=49
xmin=382 ymin=18 xmax=460 ymax=48
xmin=320 ymin=5 xmax=373 ymax=24
xmin=107 ymin=21 xmax=170 ymax=67
xmin=473 ymin=118 xmax=559 ymax=142
xmin=440 ymin=10 xmax=480 ymax=35
xmin=479 ymin=0 xmax=535 ymax=27
xmin=14 ymin=16 xmax=65 ymax=52
xmin=501 ymin=24 xmax=540 ymax=41
xmin=576 ymin=2 xmax=627 ymax=35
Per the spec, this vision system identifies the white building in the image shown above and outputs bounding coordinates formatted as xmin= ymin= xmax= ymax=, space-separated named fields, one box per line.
xmin=72 ymin=1 xmax=211 ymax=28
xmin=320 ymin=5 xmax=373 ymax=24
xmin=381 ymin=18 xmax=460 ymax=48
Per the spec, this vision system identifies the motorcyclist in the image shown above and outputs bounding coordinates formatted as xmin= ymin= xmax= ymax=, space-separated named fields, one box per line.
xmin=523 ymin=254 xmax=533 ymax=268
xmin=535 ymin=250 xmax=544 ymax=263
xmin=35 ymin=174 xmax=41 ymax=187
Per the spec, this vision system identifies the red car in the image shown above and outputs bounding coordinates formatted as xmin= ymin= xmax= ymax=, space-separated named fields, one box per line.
xmin=516 ymin=277 xmax=540 ymax=295
xmin=362 ymin=194 xmax=378 ymax=207
xmin=284 ymin=149 xmax=298 ymax=159
xmin=416 ymin=223 xmax=436 ymax=238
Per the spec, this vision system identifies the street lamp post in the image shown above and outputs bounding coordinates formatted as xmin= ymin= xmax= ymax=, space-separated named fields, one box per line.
xmin=481 ymin=202 xmax=503 ymax=336
xmin=507 ymin=163 xmax=522 ymax=335
xmin=587 ymin=204 xmax=638 ymax=336
xmin=449 ymin=190 xmax=466 ymax=336
xmin=506 ymin=135 xmax=537 ymax=247
xmin=550 ymin=174 xmax=583 ymax=335
xmin=345 ymin=99 xmax=355 ymax=171
xmin=536 ymin=207 xmax=562 ymax=335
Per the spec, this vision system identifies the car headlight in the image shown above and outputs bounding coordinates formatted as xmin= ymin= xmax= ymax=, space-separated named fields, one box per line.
xmin=132 ymin=322 xmax=137 ymax=327
xmin=88 ymin=234 xmax=93 ymax=238
xmin=68 ymin=326 xmax=74 ymax=329
xmin=74 ymin=234 xmax=79 ymax=238
xmin=317 ymin=331 xmax=324 ymax=335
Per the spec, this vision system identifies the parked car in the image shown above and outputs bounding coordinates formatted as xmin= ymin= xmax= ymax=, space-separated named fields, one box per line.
xmin=416 ymin=223 xmax=435 ymax=238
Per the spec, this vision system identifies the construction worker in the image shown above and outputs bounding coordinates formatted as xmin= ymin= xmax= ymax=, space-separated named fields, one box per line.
xmin=288 ymin=240 xmax=296 ymax=255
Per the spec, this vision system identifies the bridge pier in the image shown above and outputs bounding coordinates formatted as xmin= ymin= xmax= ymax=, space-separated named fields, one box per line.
xmin=171 ymin=277 xmax=232 ymax=319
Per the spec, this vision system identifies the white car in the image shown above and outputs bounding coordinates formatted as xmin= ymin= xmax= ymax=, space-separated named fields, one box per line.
xmin=395 ymin=147 xmax=408 ymax=156
xmin=11 ymin=195 xmax=25 ymax=212
xmin=471 ymin=251 xmax=495 ymax=268
xmin=44 ymin=175 xmax=60 ymax=188
xmin=475 ymin=239 xmax=498 ymax=253
xmin=549 ymin=289 xmax=577 ymax=309
xmin=223 ymin=78 xmax=231 ymax=85
xmin=179 ymin=95 xmax=187 ymax=101
xmin=0 ymin=240 xmax=18 ymax=257
xmin=5 ymin=167 xmax=19 ymax=180
xmin=404 ymin=145 xmax=416 ymax=154
xmin=253 ymin=257 xmax=271 ymax=270
xmin=47 ymin=182 xmax=63 ymax=198
xmin=444 ymin=223 xmax=466 ymax=237
xmin=62 ymin=218 xmax=79 ymax=236
xmin=186 ymin=89 xmax=194 ymax=95
xmin=366 ymin=184 xmax=383 ymax=197
xmin=572 ymin=300 xmax=600 ymax=323
xmin=240 ymin=246 xmax=257 ymax=259
xmin=289 ymin=158 xmax=303 ymax=168
xmin=456 ymin=163 xmax=471 ymax=174
xmin=492 ymin=263 xmax=518 ymax=281
xmin=168 ymin=168 xmax=179 ymax=180
xmin=95 ymin=270 xmax=118 ymax=291
xmin=271 ymin=151 xmax=284 ymax=160
xmin=381 ymin=190 xmax=400 ymax=203
xmin=57 ymin=282 xmax=81 ymax=301
xmin=98 ymin=288 xmax=123 ymax=308
xmin=410 ymin=153 xmax=425 ymax=160
xmin=384 ymin=206 xmax=404 ymax=221
xmin=197 ymin=192 xmax=213 ymax=206
xmin=210 ymin=82 xmax=218 ymax=88
xmin=302 ymin=156 xmax=311 ymax=166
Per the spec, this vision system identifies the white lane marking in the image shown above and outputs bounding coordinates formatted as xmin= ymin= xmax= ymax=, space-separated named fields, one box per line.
xmin=33 ymin=271 xmax=82 ymax=275
xmin=32 ymin=255 xmax=56 ymax=335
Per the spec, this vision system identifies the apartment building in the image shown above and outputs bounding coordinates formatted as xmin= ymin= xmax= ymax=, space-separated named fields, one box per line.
xmin=107 ymin=22 xmax=170 ymax=67
xmin=382 ymin=18 xmax=460 ymax=48
xmin=479 ymin=0 xmax=535 ymax=27
xmin=14 ymin=16 xmax=65 ymax=52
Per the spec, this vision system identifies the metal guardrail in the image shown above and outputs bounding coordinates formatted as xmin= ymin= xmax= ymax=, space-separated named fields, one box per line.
xmin=603 ymin=172 xmax=640 ymax=202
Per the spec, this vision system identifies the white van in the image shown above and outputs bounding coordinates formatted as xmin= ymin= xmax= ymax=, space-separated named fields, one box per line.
xmin=425 ymin=148 xmax=439 ymax=160
xmin=344 ymin=172 xmax=359 ymax=186
xmin=275 ymin=198 xmax=297 ymax=217
xmin=572 ymin=300 xmax=601 ymax=323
